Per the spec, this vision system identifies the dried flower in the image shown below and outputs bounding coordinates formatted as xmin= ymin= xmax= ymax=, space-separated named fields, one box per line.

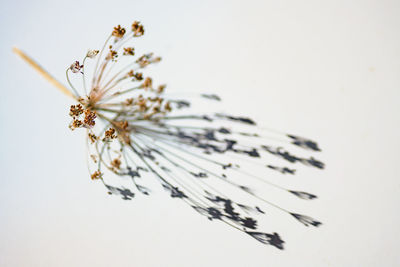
xmin=88 ymin=133 xmax=98 ymax=144
xmin=83 ymin=109 xmax=96 ymax=127
xmin=69 ymin=119 xmax=82 ymax=130
xmin=106 ymin=49 xmax=118 ymax=61
xmin=133 ymin=72 xmax=143 ymax=81
xmin=60 ymin=21 xmax=325 ymax=249
xmin=131 ymin=21 xmax=144 ymax=37
xmin=111 ymin=158 xmax=121 ymax=170
xmin=157 ymin=84 xmax=166 ymax=94
xmin=123 ymin=47 xmax=135 ymax=56
xmin=86 ymin=49 xmax=99 ymax=58
xmin=103 ymin=127 xmax=116 ymax=141
xmin=112 ymin=25 xmax=126 ymax=38
xmin=91 ymin=171 xmax=102 ymax=180
xmin=140 ymin=77 xmax=152 ymax=89
xmin=15 ymin=20 xmax=325 ymax=249
xmin=69 ymin=61 xmax=83 ymax=73
xmin=69 ymin=104 xmax=83 ymax=117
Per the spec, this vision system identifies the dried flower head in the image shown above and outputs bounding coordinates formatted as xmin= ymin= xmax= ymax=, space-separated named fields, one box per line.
xmin=106 ymin=49 xmax=118 ymax=61
xmin=69 ymin=104 xmax=83 ymax=117
xmin=83 ymin=109 xmax=96 ymax=127
xmin=70 ymin=61 xmax=83 ymax=73
xmin=112 ymin=25 xmax=126 ymax=38
xmin=15 ymin=20 xmax=325 ymax=250
xmin=157 ymin=84 xmax=166 ymax=94
xmin=91 ymin=171 xmax=102 ymax=180
xmin=131 ymin=21 xmax=144 ymax=37
xmin=103 ymin=127 xmax=116 ymax=141
xmin=111 ymin=158 xmax=121 ymax=170
xmin=88 ymin=133 xmax=98 ymax=144
xmin=86 ymin=49 xmax=99 ymax=58
xmin=140 ymin=77 xmax=152 ymax=89
xmin=123 ymin=47 xmax=135 ymax=56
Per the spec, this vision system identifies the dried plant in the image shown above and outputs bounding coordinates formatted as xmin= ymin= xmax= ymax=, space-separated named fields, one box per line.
xmin=13 ymin=20 xmax=325 ymax=249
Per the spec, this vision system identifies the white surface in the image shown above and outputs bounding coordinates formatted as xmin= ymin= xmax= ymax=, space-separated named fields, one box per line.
xmin=1 ymin=0 xmax=399 ymax=266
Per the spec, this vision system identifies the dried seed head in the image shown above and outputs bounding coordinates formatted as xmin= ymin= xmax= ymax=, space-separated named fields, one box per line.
xmin=70 ymin=61 xmax=83 ymax=73
xmin=134 ymin=72 xmax=143 ymax=81
xmin=69 ymin=104 xmax=84 ymax=117
xmin=131 ymin=21 xmax=144 ymax=37
xmin=88 ymin=133 xmax=98 ymax=144
xmin=104 ymin=128 xmax=116 ymax=140
xmin=123 ymin=47 xmax=135 ymax=56
xmin=157 ymin=84 xmax=166 ymax=94
xmin=86 ymin=49 xmax=99 ymax=58
xmin=152 ymin=56 xmax=161 ymax=63
xmin=141 ymin=77 xmax=152 ymax=89
xmin=112 ymin=25 xmax=126 ymax=38
xmin=83 ymin=109 xmax=96 ymax=127
xmin=69 ymin=119 xmax=83 ymax=130
xmin=91 ymin=171 xmax=102 ymax=180
xmin=124 ymin=98 xmax=133 ymax=106
xmin=126 ymin=70 xmax=135 ymax=77
xmin=136 ymin=95 xmax=148 ymax=111
xmin=111 ymin=158 xmax=121 ymax=170
xmin=107 ymin=49 xmax=118 ymax=61
xmin=164 ymin=101 xmax=172 ymax=112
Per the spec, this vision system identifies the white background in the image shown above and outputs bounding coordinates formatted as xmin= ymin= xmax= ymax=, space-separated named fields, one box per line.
xmin=1 ymin=0 xmax=399 ymax=266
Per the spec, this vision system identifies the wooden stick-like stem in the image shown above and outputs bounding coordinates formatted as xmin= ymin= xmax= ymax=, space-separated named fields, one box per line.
xmin=12 ymin=47 xmax=76 ymax=99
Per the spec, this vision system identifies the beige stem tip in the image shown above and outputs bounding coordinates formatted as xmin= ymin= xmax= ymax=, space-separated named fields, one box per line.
xmin=12 ymin=47 xmax=75 ymax=99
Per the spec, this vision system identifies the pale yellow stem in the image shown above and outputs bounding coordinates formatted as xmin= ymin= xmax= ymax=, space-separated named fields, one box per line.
xmin=12 ymin=47 xmax=76 ymax=99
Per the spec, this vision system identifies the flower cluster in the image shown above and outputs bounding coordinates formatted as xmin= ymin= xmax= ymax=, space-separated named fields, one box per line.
xmin=63 ymin=21 xmax=325 ymax=249
xmin=68 ymin=104 xmax=97 ymax=130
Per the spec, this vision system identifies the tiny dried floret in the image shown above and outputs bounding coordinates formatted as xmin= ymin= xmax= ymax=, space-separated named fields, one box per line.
xmin=104 ymin=128 xmax=116 ymax=139
xmin=123 ymin=47 xmax=135 ymax=56
xmin=141 ymin=77 xmax=152 ymax=89
xmin=88 ymin=133 xmax=98 ymax=144
xmin=91 ymin=171 xmax=102 ymax=180
xmin=70 ymin=61 xmax=83 ymax=73
xmin=112 ymin=25 xmax=126 ymax=38
xmin=152 ymin=56 xmax=161 ymax=63
xmin=84 ymin=109 xmax=96 ymax=127
xmin=69 ymin=104 xmax=84 ymax=117
xmin=131 ymin=21 xmax=144 ymax=37
xmin=70 ymin=119 xmax=82 ymax=130
xmin=135 ymin=53 xmax=161 ymax=68
xmin=134 ymin=72 xmax=143 ymax=81
xmin=86 ymin=49 xmax=99 ymax=58
xmin=111 ymin=158 xmax=121 ymax=170
xmin=124 ymin=98 xmax=133 ymax=106
xmin=164 ymin=101 xmax=172 ymax=112
xmin=107 ymin=49 xmax=118 ymax=61
xmin=126 ymin=70 xmax=135 ymax=77
xmin=152 ymin=106 xmax=160 ymax=113
xmin=157 ymin=84 xmax=166 ymax=94
xmin=136 ymin=96 xmax=148 ymax=111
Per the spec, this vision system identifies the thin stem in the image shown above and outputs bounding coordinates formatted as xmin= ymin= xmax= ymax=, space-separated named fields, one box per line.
xmin=13 ymin=47 xmax=76 ymax=99
xmin=93 ymin=35 xmax=112 ymax=85
xmin=65 ymin=69 xmax=81 ymax=98
xmin=82 ymin=56 xmax=88 ymax=96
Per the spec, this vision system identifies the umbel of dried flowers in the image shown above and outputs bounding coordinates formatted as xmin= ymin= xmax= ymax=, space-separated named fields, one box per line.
xmin=15 ymin=21 xmax=325 ymax=250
